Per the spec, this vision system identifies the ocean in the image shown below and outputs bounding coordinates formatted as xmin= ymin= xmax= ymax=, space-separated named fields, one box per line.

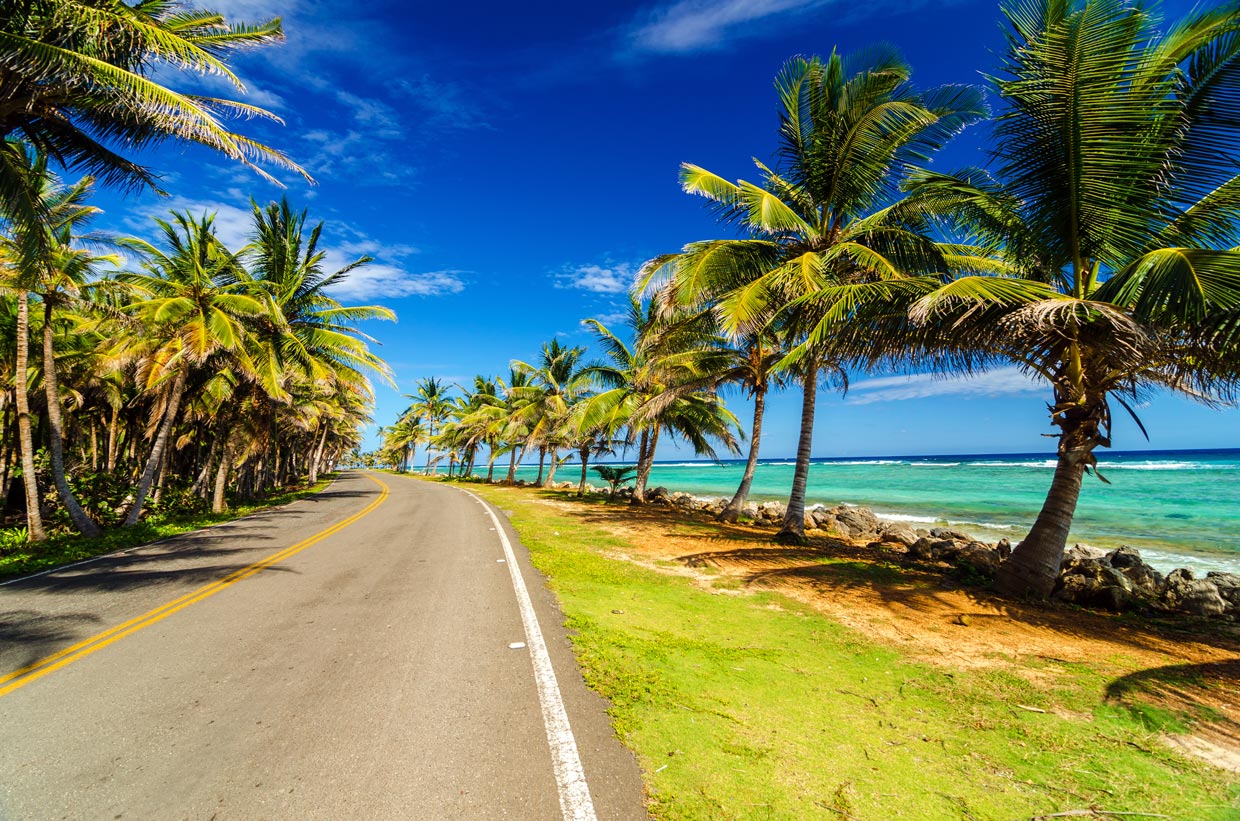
xmin=509 ymin=448 xmax=1240 ymax=575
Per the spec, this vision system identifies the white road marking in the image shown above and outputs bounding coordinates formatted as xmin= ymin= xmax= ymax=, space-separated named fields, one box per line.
xmin=509 ymin=642 xmax=527 ymax=649
xmin=456 ymin=487 xmax=598 ymax=821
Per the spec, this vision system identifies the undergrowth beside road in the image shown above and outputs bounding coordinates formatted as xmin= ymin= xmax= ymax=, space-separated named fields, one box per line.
xmin=0 ymin=477 xmax=334 ymax=581
xmin=452 ymin=479 xmax=1239 ymax=821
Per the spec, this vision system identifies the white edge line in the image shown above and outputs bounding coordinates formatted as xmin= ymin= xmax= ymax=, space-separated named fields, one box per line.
xmin=456 ymin=486 xmax=598 ymax=821
xmin=0 ymin=476 xmax=340 ymax=588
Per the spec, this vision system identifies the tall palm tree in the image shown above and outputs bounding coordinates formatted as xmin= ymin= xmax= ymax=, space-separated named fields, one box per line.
xmin=644 ymin=50 xmax=985 ymax=540
xmin=511 ymin=339 xmax=591 ymax=488
xmin=407 ymin=377 xmax=452 ymax=474
xmin=898 ymin=0 xmax=1240 ymax=597
xmin=0 ymin=144 xmax=109 ymax=537
xmin=114 ymin=210 xmax=264 ymax=526
xmin=0 ymin=0 xmax=307 ymax=220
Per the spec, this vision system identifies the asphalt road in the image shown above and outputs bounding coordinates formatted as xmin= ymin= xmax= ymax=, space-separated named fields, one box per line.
xmin=0 ymin=472 xmax=647 ymax=820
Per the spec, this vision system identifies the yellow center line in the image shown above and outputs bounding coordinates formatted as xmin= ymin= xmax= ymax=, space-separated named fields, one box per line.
xmin=0 ymin=474 xmax=390 ymax=699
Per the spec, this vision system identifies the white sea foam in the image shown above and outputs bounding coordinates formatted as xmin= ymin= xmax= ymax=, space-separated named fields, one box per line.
xmin=909 ymin=461 xmax=960 ymax=467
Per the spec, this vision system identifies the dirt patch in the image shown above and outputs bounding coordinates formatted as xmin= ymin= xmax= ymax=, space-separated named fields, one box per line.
xmin=529 ymin=492 xmax=1240 ymax=770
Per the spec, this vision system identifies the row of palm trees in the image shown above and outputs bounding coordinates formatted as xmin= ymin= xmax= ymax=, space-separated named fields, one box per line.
xmin=0 ymin=2 xmax=386 ymax=542
xmin=1 ymin=150 xmax=392 ymax=540
xmin=384 ymin=0 xmax=1240 ymax=601
xmin=378 ymin=302 xmax=750 ymax=504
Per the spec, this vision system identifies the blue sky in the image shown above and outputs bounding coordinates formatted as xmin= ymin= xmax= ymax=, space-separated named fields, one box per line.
xmin=89 ymin=0 xmax=1237 ymax=459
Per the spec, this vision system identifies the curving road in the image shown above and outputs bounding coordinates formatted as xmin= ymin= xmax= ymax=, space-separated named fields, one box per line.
xmin=0 ymin=472 xmax=646 ymax=820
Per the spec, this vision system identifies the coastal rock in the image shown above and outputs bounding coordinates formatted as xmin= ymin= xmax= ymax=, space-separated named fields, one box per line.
xmin=741 ymin=503 xmax=759 ymax=520
xmin=832 ymin=506 xmax=880 ymax=539
xmin=757 ymin=502 xmax=786 ymax=524
xmin=614 ymin=486 xmax=633 ymax=500
xmin=953 ymin=542 xmax=1004 ymax=578
xmin=907 ymin=537 xmax=951 ymax=562
xmin=880 ymin=525 xmax=919 ymax=548
xmin=1053 ymin=558 xmax=1135 ymax=612
xmin=670 ymin=491 xmax=696 ymax=509
xmin=1205 ymin=572 xmax=1240 ymax=613
xmin=930 ymin=526 xmax=973 ymax=543
xmin=1162 ymin=569 xmax=1228 ymax=617
xmin=1105 ymin=546 xmax=1164 ymax=598
xmin=995 ymin=538 xmax=1013 ymax=560
xmin=809 ymin=509 xmax=836 ymax=532
xmin=1061 ymin=543 xmax=1109 ymax=569
xmin=647 ymin=486 xmax=672 ymax=504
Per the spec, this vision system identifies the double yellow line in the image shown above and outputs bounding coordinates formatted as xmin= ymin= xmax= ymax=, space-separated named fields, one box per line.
xmin=0 ymin=474 xmax=390 ymax=699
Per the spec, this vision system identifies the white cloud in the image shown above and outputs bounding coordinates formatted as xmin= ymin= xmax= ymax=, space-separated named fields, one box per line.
xmin=628 ymin=0 xmax=828 ymax=53
xmin=556 ymin=262 xmax=637 ymax=294
xmin=321 ymin=264 xmax=466 ymax=301
xmin=121 ymin=196 xmax=462 ymax=301
xmin=845 ymin=367 xmax=1046 ymax=405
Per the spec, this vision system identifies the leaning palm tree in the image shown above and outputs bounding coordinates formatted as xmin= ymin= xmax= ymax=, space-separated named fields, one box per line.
xmin=644 ymin=49 xmax=985 ymax=541
xmin=113 ymin=210 xmax=264 ymax=526
xmin=897 ymin=0 xmax=1240 ymax=597
xmin=0 ymin=0 xmax=307 ymax=219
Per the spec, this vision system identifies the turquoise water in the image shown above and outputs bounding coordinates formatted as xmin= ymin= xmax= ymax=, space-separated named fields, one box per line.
xmin=513 ymin=449 xmax=1240 ymax=574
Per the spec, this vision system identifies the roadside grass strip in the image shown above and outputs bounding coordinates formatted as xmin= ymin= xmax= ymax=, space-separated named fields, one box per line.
xmin=455 ymin=482 xmax=1240 ymax=821
xmin=0 ymin=475 xmax=390 ymax=699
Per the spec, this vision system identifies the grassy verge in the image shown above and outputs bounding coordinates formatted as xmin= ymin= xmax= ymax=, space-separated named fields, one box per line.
xmin=450 ymin=479 xmax=1238 ymax=821
xmin=0 ymin=477 xmax=334 ymax=581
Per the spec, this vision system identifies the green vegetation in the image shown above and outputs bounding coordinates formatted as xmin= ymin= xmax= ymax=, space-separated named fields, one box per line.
xmin=378 ymin=0 xmax=1240 ymax=608
xmin=459 ymin=481 xmax=1239 ymax=820
xmin=0 ymin=476 xmax=332 ymax=581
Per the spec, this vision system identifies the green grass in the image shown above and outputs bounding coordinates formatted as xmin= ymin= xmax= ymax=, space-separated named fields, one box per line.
xmin=453 ymin=480 xmax=1239 ymax=821
xmin=0 ymin=477 xmax=334 ymax=581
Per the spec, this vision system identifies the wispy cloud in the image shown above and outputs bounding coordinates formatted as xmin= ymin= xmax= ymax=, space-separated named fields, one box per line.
xmin=120 ymin=196 xmax=463 ymax=302
xmin=555 ymin=261 xmax=638 ymax=294
xmin=846 ymin=367 xmax=1046 ymax=405
xmin=321 ymin=264 xmax=466 ymax=301
xmin=627 ymin=0 xmax=829 ymax=53
xmin=397 ymin=75 xmax=490 ymax=131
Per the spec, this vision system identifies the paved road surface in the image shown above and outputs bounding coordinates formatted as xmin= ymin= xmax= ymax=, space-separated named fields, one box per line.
xmin=0 ymin=472 xmax=646 ymax=820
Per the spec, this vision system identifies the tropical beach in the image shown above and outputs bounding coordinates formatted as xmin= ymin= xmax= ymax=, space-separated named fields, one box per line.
xmin=2 ymin=0 xmax=1240 ymax=819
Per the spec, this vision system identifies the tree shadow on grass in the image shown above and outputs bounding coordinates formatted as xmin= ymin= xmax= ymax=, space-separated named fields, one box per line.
xmin=1106 ymin=659 xmax=1240 ymax=761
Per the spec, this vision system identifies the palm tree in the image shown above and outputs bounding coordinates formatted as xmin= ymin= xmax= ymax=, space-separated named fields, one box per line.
xmin=114 ymin=210 xmax=264 ymax=526
xmin=645 ymin=50 xmax=985 ymax=541
xmin=0 ymin=144 xmax=110 ymax=537
xmin=407 ymin=377 xmax=452 ymax=474
xmin=898 ymin=0 xmax=1240 ymax=597
xmin=511 ymin=339 xmax=591 ymax=488
xmin=580 ymin=301 xmax=742 ymax=502
xmin=0 ymin=0 xmax=307 ymax=220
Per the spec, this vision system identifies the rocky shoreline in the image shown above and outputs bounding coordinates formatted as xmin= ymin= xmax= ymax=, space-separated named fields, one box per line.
xmin=534 ymin=480 xmax=1240 ymax=621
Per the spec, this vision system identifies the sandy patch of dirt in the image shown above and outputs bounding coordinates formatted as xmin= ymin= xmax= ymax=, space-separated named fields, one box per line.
xmin=530 ymin=494 xmax=1240 ymax=771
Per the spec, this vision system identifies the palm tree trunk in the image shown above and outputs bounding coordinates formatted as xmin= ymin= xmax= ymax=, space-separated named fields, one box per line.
xmin=505 ymin=445 xmax=520 ymax=484
xmin=486 ymin=445 xmax=497 ymax=483
xmin=719 ymin=386 xmax=766 ymax=523
xmin=778 ymin=366 xmax=818 ymax=544
xmin=124 ymin=368 xmax=188 ymax=527
xmin=106 ymin=405 xmax=119 ymax=472
xmin=995 ymin=443 xmax=1091 ymax=598
xmin=309 ymin=424 xmax=328 ymax=484
xmin=632 ymin=426 xmax=660 ymax=505
xmin=14 ymin=291 xmax=45 ymax=541
xmin=191 ymin=441 xmax=216 ymax=499
xmin=535 ymin=446 xmax=546 ymax=485
xmin=212 ymin=444 xmax=232 ymax=513
xmin=543 ymin=447 xmax=559 ymax=487
xmin=43 ymin=300 xmax=99 ymax=535
xmin=577 ymin=445 xmax=590 ymax=497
